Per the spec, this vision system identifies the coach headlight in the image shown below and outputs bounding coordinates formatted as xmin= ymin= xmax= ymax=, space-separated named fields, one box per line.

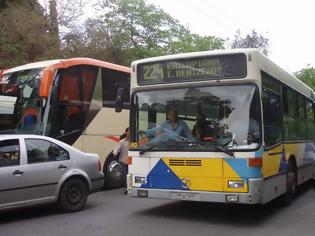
xmin=228 ymin=180 xmax=244 ymax=189
xmin=135 ymin=176 xmax=146 ymax=184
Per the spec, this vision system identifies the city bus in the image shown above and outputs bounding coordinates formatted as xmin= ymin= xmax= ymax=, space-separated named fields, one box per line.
xmin=124 ymin=49 xmax=315 ymax=205
xmin=0 ymin=58 xmax=130 ymax=187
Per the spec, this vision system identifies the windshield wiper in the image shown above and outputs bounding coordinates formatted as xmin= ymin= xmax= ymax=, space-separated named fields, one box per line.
xmin=221 ymin=135 xmax=238 ymax=148
xmin=213 ymin=145 xmax=234 ymax=156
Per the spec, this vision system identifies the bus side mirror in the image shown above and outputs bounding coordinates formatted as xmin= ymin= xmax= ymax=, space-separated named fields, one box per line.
xmin=115 ymin=87 xmax=125 ymax=113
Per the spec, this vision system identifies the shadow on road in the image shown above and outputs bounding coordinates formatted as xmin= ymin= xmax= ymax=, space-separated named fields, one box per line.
xmin=0 ymin=199 xmax=98 ymax=224
xmin=135 ymin=180 xmax=313 ymax=227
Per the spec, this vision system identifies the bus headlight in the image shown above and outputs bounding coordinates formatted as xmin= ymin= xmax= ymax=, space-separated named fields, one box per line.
xmin=135 ymin=176 xmax=146 ymax=184
xmin=228 ymin=180 xmax=244 ymax=189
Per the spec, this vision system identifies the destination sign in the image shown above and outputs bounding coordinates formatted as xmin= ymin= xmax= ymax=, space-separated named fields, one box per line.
xmin=137 ymin=53 xmax=247 ymax=85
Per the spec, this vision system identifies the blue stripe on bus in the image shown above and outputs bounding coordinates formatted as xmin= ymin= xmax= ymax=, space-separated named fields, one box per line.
xmin=255 ymin=146 xmax=264 ymax=158
xmin=141 ymin=159 xmax=188 ymax=190
xmin=225 ymin=159 xmax=261 ymax=179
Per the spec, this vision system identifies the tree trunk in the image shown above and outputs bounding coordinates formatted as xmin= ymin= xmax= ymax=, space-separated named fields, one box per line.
xmin=49 ymin=0 xmax=60 ymax=51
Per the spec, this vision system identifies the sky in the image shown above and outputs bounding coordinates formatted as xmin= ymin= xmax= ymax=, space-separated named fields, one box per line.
xmin=145 ymin=0 xmax=315 ymax=73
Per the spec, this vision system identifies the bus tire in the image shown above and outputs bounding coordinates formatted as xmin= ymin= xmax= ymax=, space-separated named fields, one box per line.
xmin=58 ymin=177 xmax=88 ymax=212
xmin=279 ymin=160 xmax=297 ymax=206
xmin=103 ymin=152 xmax=125 ymax=189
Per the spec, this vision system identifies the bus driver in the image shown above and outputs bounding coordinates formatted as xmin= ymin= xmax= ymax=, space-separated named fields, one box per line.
xmin=139 ymin=107 xmax=195 ymax=144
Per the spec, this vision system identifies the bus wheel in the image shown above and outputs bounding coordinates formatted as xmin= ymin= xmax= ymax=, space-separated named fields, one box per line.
xmin=279 ymin=161 xmax=297 ymax=206
xmin=103 ymin=152 xmax=125 ymax=189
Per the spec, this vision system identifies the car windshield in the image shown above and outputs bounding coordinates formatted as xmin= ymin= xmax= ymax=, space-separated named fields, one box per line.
xmin=0 ymin=68 xmax=43 ymax=134
xmin=132 ymin=84 xmax=261 ymax=151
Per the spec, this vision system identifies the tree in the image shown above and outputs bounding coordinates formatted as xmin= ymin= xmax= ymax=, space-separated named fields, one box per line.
xmin=40 ymin=0 xmax=86 ymax=50
xmin=231 ymin=29 xmax=269 ymax=56
xmin=73 ymin=0 xmax=225 ymax=65
xmin=0 ymin=2 xmax=58 ymax=68
xmin=294 ymin=66 xmax=315 ymax=90
xmin=169 ymin=34 xmax=224 ymax=54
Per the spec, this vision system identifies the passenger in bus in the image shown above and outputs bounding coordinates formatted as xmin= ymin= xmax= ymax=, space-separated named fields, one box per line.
xmin=192 ymin=112 xmax=215 ymax=141
xmin=140 ymin=108 xmax=195 ymax=143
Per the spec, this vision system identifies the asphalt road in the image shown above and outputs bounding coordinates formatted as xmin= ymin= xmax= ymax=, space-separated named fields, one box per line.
xmin=0 ymin=182 xmax=314 ymax=236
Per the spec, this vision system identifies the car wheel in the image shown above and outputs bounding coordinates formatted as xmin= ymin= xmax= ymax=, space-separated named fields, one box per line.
xmin=59 ymin=178 xmax=88 ymax=212
xmin=279 ymin=161 xmax=297 ymax=206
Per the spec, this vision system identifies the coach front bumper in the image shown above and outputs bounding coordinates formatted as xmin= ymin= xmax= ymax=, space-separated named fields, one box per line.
xmin=129 ymin=178 xmax=264 ymax=204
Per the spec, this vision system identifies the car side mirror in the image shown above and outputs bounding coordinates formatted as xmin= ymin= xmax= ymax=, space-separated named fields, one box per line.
xmin=115 ymin=87 xmax=125 ymax=113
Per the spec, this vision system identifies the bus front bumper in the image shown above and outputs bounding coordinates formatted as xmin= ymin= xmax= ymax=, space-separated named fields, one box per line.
xmin=129 ymin=178 xmax=264 ymax=204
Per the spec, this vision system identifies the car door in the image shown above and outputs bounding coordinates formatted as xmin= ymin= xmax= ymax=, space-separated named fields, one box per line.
xmin=20 ymin=138 xmax=73 ymax=202
xmin=0 ymin=138 xmax=26 ymax=208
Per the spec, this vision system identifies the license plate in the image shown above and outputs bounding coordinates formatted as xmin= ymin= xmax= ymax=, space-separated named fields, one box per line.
xmin=171 ymin=192 xmax=200 ymax=201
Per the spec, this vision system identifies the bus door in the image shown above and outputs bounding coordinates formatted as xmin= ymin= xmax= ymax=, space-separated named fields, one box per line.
xmin=47 ymin=65 xmax=98 ymax=144
xmin=261 ymin=86 xmax=284 ymax=178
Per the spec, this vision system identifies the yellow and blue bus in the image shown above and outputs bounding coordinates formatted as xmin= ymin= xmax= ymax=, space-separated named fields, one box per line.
xmin=124 ymin=49 xmax=314 ymax=205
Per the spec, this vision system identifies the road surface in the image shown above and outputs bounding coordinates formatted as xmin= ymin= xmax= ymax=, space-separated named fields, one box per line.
xmin=0 ymin=182 xmax=314 ymax=236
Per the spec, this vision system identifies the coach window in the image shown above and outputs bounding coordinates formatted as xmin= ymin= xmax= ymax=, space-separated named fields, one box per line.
xmin=262 ymin=88 xmax=282 ymax=147
xmin=102 ymin=68 xmax=130 ymax=108
xmin=296 ymin=95 xmax=307 ymax=140
xmin=47 ymin=65 xmax=98 ymax=145
xmin=283 ymin=87 xmax=297 ymax=140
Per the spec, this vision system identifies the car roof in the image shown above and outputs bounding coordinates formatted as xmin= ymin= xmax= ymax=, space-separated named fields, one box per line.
xmin=0 ymin=134 xmax=50 ymax=139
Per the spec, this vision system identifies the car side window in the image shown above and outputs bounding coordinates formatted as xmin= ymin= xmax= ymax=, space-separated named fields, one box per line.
xmin=25 ymin=139 xmax=70 ymax=164
xmin=0 ymin=139 xmax=20 ymax=167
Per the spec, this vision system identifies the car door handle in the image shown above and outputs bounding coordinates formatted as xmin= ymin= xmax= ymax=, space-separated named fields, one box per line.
xmin=58 ymin=164 xmax=67 ymax=170
xmin=12 ymin=170 xmax=23 ymax=175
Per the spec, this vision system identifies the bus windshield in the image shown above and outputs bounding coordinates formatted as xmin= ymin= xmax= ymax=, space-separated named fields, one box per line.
xmin=0 ymin=68 xmax=43 ymax=134
xmin=132 ymin=84 xmax=261 ymax=151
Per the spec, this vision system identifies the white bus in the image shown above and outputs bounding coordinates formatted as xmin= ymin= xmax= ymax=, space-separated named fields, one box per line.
xmin=123 ymin=49 xmax=314 ymax=205
xmin=0 ymin=58 xmax=130 ymax=187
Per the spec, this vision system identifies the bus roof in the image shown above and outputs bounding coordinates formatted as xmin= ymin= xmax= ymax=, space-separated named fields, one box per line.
xmin=258 ymin=51 xmax=314 ymax=100
xmin=4 ymin=57 xmax=130 ymax=74
xmin=132 ymin=49 xmax=314 ymax=100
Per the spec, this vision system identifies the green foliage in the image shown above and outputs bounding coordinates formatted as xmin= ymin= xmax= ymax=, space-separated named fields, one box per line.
xmin=231 ymin=29 xmax=269 ymax=56
xmin=0 ymin=0 xmax=224 ymax=68
xmin=63 ymin=0 xmax=225 ymax=65
xmin=294 ymin=66 xmax=315 ymax=90
xmin=169 ymin=34 xmax=224 ymax=54
xmin=0 ymin=2 xmax=59 ymax=68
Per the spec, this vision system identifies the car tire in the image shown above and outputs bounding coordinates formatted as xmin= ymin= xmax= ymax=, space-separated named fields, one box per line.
xmin=279 ymin=161 xmax=297 ymax=206
xmin=59 ymin=178 xmax=88 ymax=212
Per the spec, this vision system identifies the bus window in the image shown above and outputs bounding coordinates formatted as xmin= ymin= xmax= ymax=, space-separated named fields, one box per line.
xmin=262 ymin=88 xmax=282 ymax=147
xmin=0 ymin=69 xmax=43 ymax=134
xmin=101 ymin=68 xmax=130 ymax=108
xmin=306 ymin=100 xmax=315 ymax=140
xmin=283 ymin=87 xmax=297 ymax=140
xmin=296 ymin=95 xmax=307 ymax=140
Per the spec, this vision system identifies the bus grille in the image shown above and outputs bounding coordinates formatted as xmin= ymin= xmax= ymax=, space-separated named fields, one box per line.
xmin=169 ymin=159 xmax=202 ymax=166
